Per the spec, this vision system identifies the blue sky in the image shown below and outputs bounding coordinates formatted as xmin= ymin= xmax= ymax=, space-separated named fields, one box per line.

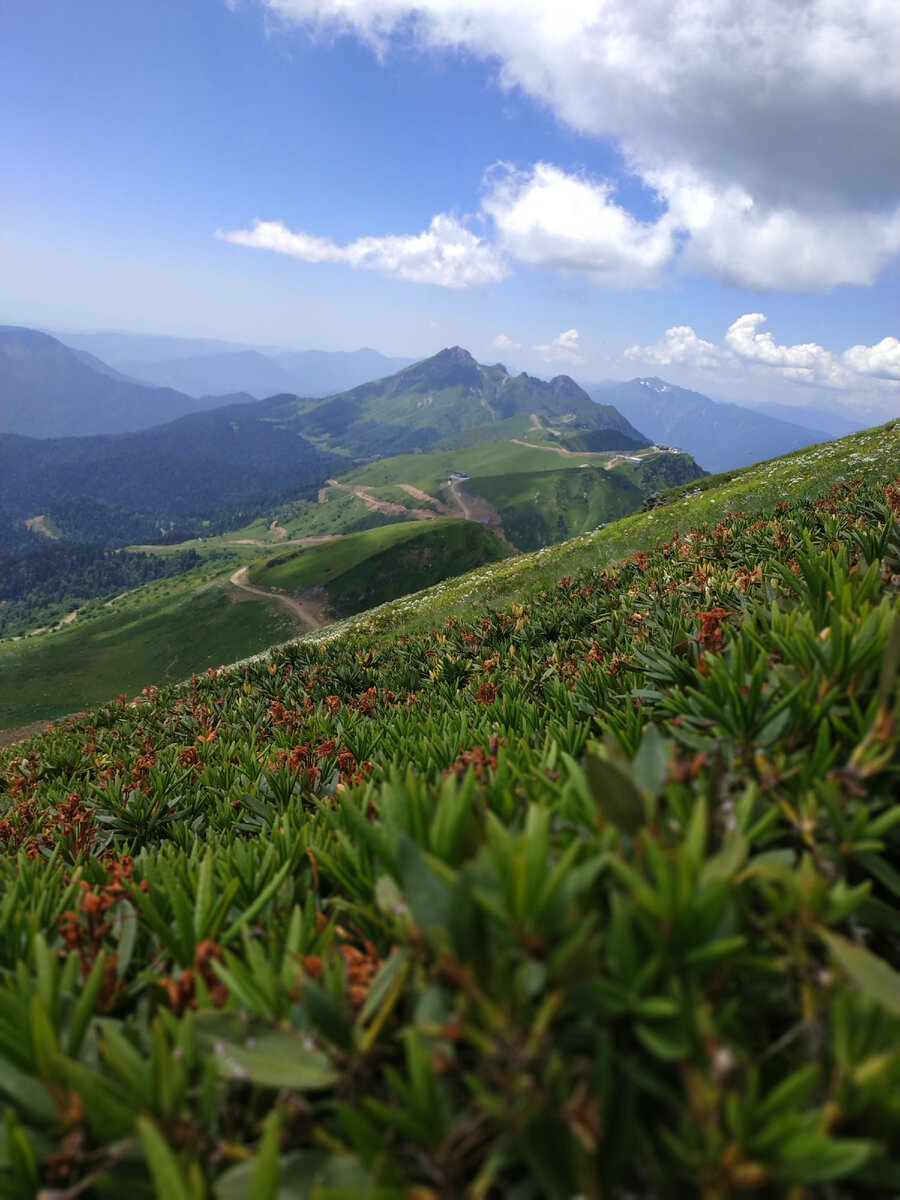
xmin=2 ymin=0 xmax=898 ymax=416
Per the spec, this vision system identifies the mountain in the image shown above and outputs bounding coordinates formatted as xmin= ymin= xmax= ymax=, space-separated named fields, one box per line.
xmin=732 ymin=397 xmax=866 ymax=439
xmin=1 ymin=398 xmax=346 ymax=521
xmin=267 ymin=347 xmax=418 ymax=398
xmin=47 ymin=329 xmax=265 ymax=364
xmin=67 ymin=348 xmax=144 ymax=383
xmin=0 ymin=327 xmax=249 ymax=437
xmin=587 ymin=377 xmax=832 ymax=471
xmin=117 ymin=347 xmax=418 ymax=400
xmin=51 ymin=329 xmax=417 ymax=400
xmin=286 ymin=346 xmax=650 ymax=458
xmin=2 ymin=345 xmax=652 ymax=550
xmin=117 ymin=349 xmax=299 ymax=398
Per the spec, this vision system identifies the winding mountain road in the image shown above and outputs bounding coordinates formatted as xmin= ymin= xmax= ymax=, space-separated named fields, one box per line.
xmin=228 ymin=566 xmax=327 ymax=631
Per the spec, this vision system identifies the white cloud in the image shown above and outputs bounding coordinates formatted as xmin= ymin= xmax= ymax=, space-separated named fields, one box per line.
xmin=216 ymin=214 xmax=508 ymax=290
xmin=265 ymin=0 xmax=899 ymax=206
xmin=708 ymin=312 xmax=900 ymax=393
xmin=724 ymin=313 xmax=854 ymax=388
xmin=492 ymin=333 xmax=520 ymax=351
xmin=261 ymin=0 xmax=900 ymax=291
xmin=843 ymin=337 xmax=900 ymax=381
xmin=482 ymin=163 xmax=674 ymax=287
xmin=624 ymin=315 xmax=900 ymax=408
xmin=650 ymin=170 xmax=900 ymax=291
xmin=533 ymin=328 xmax=584 ymax=366
xmin=625 ymin=325 xmax=719 ymax=369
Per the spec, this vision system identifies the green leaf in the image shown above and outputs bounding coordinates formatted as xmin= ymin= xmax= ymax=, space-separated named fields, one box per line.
xmin=397 ymin=836 xmax=452 ymax=938
xmin=632 ymin=725 xmax=668 ymax=797
xmin=699 ymin=832 xmax=748 ymax=888
xmin=58 ymin=1058 xmax=136 ymax=1140
xmin=137 ymin=1115 xmax=190 ymax=1200
xmin=635 ymin=1020 xmax=691 ymax=1061
xmin=214 ymin=1031 xmax=339 ymax=1091
xmin=67 ymin=950 xmax=108 ymax=1058
xmin=585 ymin=752 xmax=647 ymax=835
xmin=250 ymin=1109 xmax=282 ymax=1200
xmin=215 ymin=1151 xmax=328 ymax=1200
xmin=820 ymin=930 xmax=900 ymax=1016
xmin=0 ymin=1057 xmax=56 ymax=1123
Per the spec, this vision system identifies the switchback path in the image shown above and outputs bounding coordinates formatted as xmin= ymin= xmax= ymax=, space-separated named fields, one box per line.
xmin=227 ymin=566 xmax=328 ymax=631
xmin=510 ymin=437 xmax=606 ymax=464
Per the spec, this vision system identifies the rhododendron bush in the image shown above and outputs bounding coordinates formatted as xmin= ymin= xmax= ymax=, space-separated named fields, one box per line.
xmin=1 ymin=427 xmax=899 ymax=1198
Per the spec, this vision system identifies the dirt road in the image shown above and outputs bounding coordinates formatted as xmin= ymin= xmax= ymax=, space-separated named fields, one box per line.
xmin=228 ymin=535 xmax=341 ymax=548
xmin=324 ymin=480 xmax=437 ymax=521
xmin=227 ymin=566 xmax=328 ymax=631
xmin=510 ymin=437 xmax=604 ymax=463
xmin=445 ymin=478 xmax=473 ymax=520
xmin=398 ymin=484 xmax=449 ymax=513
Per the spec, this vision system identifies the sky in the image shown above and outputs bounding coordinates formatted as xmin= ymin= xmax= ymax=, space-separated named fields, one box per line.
xmin=2 ymin=0 xmax=898 ymax=417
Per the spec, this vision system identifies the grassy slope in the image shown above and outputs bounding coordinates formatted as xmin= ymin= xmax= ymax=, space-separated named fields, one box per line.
xmin=341 ymin=439 xmax=584 ymax=494
xmin=251 ymin=518 xmax=510 ymax=617
xmin=0 ymin=520 xmax=508 ymax=730
xmin=475 ymin=463 xmax=644 ymax=549
xmin=0 ymin=580 xmax=300 ymax=728
xmin=333 ymin=423 xmax=899 ymax=637
xmin=341 ymin=443 xmax=702 ymax=548
xmin=0 ymin=424 xmax=897 ymax=1196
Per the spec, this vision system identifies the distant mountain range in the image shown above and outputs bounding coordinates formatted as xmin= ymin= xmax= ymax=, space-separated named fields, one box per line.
xmin=1 ymin=345 xmax=647 ymax=524
xmin=587 ymin=378 xmax=837 ymax=472
xmin=4 ymin=325 xmax=864 ymax=479
xmin=730 ymin=398 xmax=866 ymax=440
xmin=1 ymin=327 xmax=251 ymax=438
xmin=48 ymin=329 xmax=417 ymax=400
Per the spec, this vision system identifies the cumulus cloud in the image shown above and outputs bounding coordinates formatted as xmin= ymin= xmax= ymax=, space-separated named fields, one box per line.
xmin=624 ymin=314 xmax=900 ymax=405
xmin=493 ymin=333 xmax=521 ymax=351
xmin=260 ymin=0 xmax=900 ymax=291
xmin=533 ymin=329 xmax=584 ymax=366
xmin=217 ymin=214 xmax=507 ymax=289
xmin=482 ymin=163 xmax=674 ymax=287
xmin=843 ymin=338 xmax=900 ymax=381
xmin=625 ymin=325 xmax=719 ymax=369
xmin=265 ymin=0 xmax=898 ymax=206
xmin=724 ymin=313 xmax=854 ymax=388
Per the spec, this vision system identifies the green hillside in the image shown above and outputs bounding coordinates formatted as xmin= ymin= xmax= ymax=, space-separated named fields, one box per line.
xmin=0 ymin=424 xmax=897 ymax=1197
xmin=250 ymin=518 xmax=510 ymax=616
xmin=0 ymin=571 xmax=301 ymax=729
xmin=342 ymin=442 xmax=703 ymax=550
xmin=0 ymin=521 xmax=508 ymax=731
xmin=474 ymin=463 xmax=645 ymax=549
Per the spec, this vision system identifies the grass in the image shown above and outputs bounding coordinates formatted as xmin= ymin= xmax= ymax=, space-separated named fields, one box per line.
xmin=251 ymin=518 xmax=510 ymax=617
xmin=0 ymin=581 xmax=299 ymax=729
xmin=249 ymin=521 xmax=446 ymax=591
xmin=342 ymin=439 xmax=583 ymax=495
xmin=475 ymin=464 xmax=645 ymax=550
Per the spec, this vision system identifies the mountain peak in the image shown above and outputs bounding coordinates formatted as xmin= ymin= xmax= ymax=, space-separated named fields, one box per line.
xmin=432 ymin=346 xmax=479 ymax=366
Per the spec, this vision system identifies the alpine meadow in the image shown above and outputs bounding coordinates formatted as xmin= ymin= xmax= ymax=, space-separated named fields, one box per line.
xmin=2 ymin=2 xmax=899 ymax=1198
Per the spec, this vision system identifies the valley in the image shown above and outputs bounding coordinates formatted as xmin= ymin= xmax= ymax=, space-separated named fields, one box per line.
xmin=1 ymin=341 xmax=706 ymax=728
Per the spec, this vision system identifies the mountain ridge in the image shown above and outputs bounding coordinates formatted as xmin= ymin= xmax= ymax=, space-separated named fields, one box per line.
xmin=588 ymin=376 xmax=834 ymax=471
xmin=0 ymin=327 xmax=248 ymax=437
